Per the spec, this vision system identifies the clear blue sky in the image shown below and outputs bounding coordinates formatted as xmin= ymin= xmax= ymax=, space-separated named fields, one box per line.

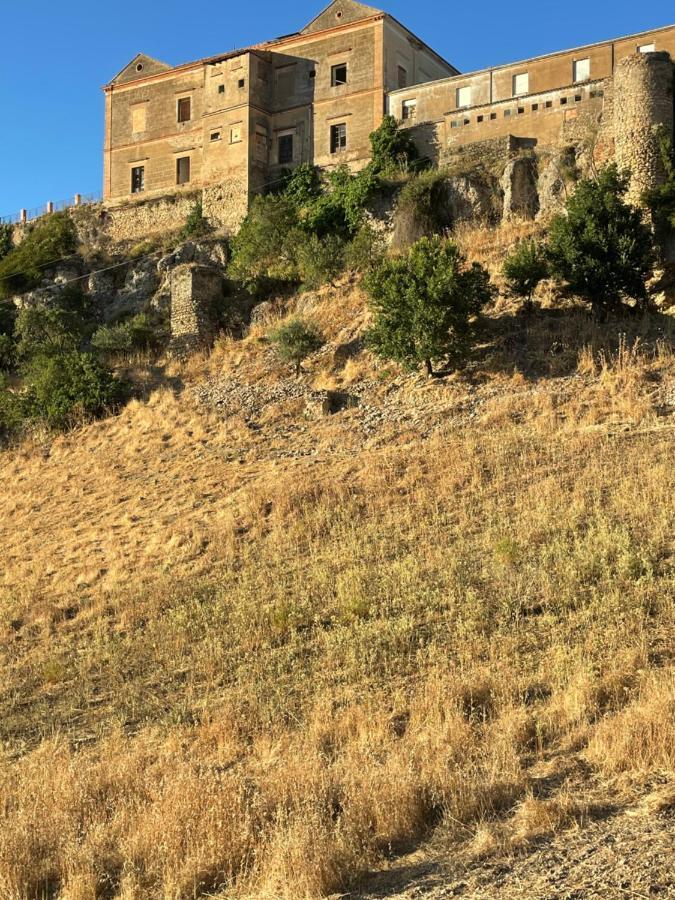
xmin=0 ymin=0 xmax=672 ymax=216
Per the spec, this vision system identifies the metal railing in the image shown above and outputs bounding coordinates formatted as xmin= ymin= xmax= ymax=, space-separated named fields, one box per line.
xmin=0 ymin=191 xmax=102 ymax=226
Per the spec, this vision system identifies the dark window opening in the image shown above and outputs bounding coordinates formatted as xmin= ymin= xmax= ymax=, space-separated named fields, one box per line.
xmin=218 ymin=84 xmax=225 ymax=94
xmin=574 ymin=94 xmax=582 ymax=102
xmin=463 ymin=118 xmax=470 ymax=126
xmin=238 ymin=79 xmax=245 ymax=89
xmin=477 ymin=115 xmax=484 ymax=123
xmin=210 ymin=131 xmax=221 ymax=141
xmin=517 ymin=107 xmax=525 ymax=114
xmin=545 ymin=100 xmax=553 ymax=109
xmin=330 ymin=122 xmax=347 ymax=153
xmin=177 ymin=97 xmax=191 ymax=123
xmin=331 ymin=63 xmax=348 ymax=87
xmin=490 ymin=112 xmax=497 ymax=120
xmin=560 ymin=97 xmax=568 ymax=106
xmin=309 ymin=70 xmax=316 ymax=79
xmin=532 ymin=103 xmax=539 ymax=111
xmin=397 ymin=65 xmax=408 ymax=89
xmin=278 ymin=134 xmax=294 ymax=165
xmin=176 ymin=156 xmax=191 ymax=185
xmin=131 ymin=166 xmax=145 ymax=194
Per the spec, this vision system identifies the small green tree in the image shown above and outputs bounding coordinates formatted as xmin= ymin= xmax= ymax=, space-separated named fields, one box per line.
xmin=644 ymin=126 xmax=675 ymax=243
xmin=365 ymin=235 xmax=492 ymax=376
xmin=15 ymin=305 xmax=83 ymax=359
xmin=502 ymin=239 xmax=549 ymax=312
xmin=91 ymin=312 xmax=168 ymax=356
xmin=23 ymin=351 xmax=129 ymax=430
xmin=369 ymin=114 xmax=420 ymax=174
xmin=228 ymin=195 xmax=300 ymax=294
xmin=295 ymin=234 xmax=345 ymax=289
xmin=0 ymin=213 xmax=78 ymax=299
xmin=181 ymin=199 xmax=212 ymax=240
xmin=269 ymin=318 xmax=324 ymax=377
xmin=0 ymin=224 xmax=13 ymax=262
xmin=548 ymin=165 xmax=655 ymax=317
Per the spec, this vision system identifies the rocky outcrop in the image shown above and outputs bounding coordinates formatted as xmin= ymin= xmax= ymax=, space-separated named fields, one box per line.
xmin=501 ymin=156 xmax=539 ymax=221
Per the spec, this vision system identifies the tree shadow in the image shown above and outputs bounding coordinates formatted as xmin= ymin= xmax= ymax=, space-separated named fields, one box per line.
xmin=466 ymin=305 xmax=675 ymax=383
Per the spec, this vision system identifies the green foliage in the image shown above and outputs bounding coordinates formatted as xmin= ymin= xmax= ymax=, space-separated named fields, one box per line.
xmin=22 ymin=351 xmax=129 ymax=430
xmin=0 ymin=224 xmax=13 ymax=262
xmin=278 ymin=164 xmax=323 ymax=207
xmin=643 ymin=127 xmax=675 ymax=242
xmin=14 ymin=304 xmax=85 ymax=359
xmin=365 ymin=235 xmax=492 ymax=375
xmin=269 ymin=317 xmax=325 ymax=376
xmin=0 ymin=334 xmax=15 ymax=371
xmin=181 ymin=199 xmax=212 ymax=240
xmin=393 ymin=170 xmax=451 ymax=248
xmin=295 ymin=234 xmax=346 ymax=289
xmin=0 ymin=213 xmax=78 ymax=299
xmin=91 ymin=313 xmax=169 ymax=355
xmin=502 ymin=239 xmax=549 ymax=309
xmin=369 ymin=114 xmax=420 ymax=175
xmin=343 ymin=224 xmax=385 ymax=275
xmin=301 ymin=165 xmax=378 ymax=238
xmin=0 ymin=375 xmax=25 ymax=441
xmin=548 ymin=165 xmax=655 ymax=315
xmin=228 ymin=195 xmax=301 ymax=294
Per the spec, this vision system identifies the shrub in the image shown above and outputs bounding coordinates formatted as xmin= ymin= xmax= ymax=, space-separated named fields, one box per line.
xmin=502 ymin=239 xmax=549 ymax=311
xmin=181 ymin=199 xmax=212 ymax=240
xmin=279 ymin=164 xmax=323 ymax=207
xmin=0 ymin=334 xmax=15 ymax=371
xmin=228 ymin=195 xmax=301 ymax=294
xmin=343 ymin=224 xmax=385 ymax=275
xmin=14 ymin=305 xmax=84 ymax=359
xmin=302 ymin=165 xmax=378 ymax=238
xmin=393 ymin=170 xmax=451 ymax=249
xmin=548 ymin=165 xmax=655 ymax=317
xmin=91 ymin=313 xmax=168 ymax=356
xmin=295 ymin=234 xmax=346 ymax=289
xmin=365 ymin=235 xmax=492 ymax=376
xmin=369 ymin=114 xmax=420 ymax=175
xmin=0 ymin=213 xmax=78 ymax=299
xmin=0 ymin=376 xmax=25 ymax=441
xmin=23 ymin=351 xmax=129 ymax=430
xmin=0 ymin=224 xmax=13 ymax=262
xmin=269 ymin=318 xmax=324 ymax=377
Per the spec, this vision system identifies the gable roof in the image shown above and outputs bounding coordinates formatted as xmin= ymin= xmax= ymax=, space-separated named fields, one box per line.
xmin=109 ymin=53 xmax=172 ymax=86
xmin=301 ymin=0 xmax=383 ymax=35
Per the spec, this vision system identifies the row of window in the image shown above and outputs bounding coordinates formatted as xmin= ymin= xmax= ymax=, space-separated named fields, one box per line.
xmin=448 ymin=89 xmax=604 ymax=129
xmin=451 ymin=43 xmax=656 ymax=111
xmin=130 ymin=156 xmax=191 ymax=193
xmin=128 ymin=122 xmax=350 ymax=193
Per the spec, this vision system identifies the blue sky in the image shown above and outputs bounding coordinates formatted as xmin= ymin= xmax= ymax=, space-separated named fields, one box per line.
xmin=0 ymin=0 xmax=672 ymax=216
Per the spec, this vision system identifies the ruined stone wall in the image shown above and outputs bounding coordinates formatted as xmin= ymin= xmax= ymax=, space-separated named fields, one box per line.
xmin=169 ymin=264 xmax=223 ymax=354
xmin=614 ymin=52 xmax=675 ymax=204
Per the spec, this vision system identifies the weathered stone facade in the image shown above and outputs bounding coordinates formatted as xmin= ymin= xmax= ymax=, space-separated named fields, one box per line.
xmin=103 ymin=4 xmax=674 ymax=236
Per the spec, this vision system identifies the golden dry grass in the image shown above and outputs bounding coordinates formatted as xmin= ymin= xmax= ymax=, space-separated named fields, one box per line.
xmin=0 ymin=263 xmax=674 ymax=898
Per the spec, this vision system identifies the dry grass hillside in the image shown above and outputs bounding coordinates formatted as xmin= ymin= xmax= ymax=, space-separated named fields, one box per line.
xmin=0 ymin=223 xmax=674 ymax=899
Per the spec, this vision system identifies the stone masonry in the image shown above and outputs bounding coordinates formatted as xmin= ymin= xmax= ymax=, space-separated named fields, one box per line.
xmin=169 ymin=265 xmax=223 ymax=355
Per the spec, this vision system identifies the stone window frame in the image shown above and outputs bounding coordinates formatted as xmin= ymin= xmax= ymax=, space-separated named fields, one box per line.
xmin=130 ymin=164 xmax=145 ymax=194
xmin=278 ymin=130 xmax=295 ymax=165
xmin=573 ymin=57 xmax=591 ymax=83
xmin=456 ymin=86 xmax=472 ymax=109
xmin=331 ymin=63 xmax=348 ymax=87
xmin=177 ymin=96 xmax=192 ymax=124
xmin=330 ymin=122 xmax=348 ymax=154
xmin=512 ymin=72 xmax=529 ymax=97
xmin=176 ymin=156 xmax=191 ymax=186
xmin=402 ymin=99 xmax=417 ymax=122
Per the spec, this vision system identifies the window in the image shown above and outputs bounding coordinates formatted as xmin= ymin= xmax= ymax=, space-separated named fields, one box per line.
xmin=176 ymin=156 xmax=190 ymax=185
xmin=309 ymin=70 xmax=317 ymax=79
xmin=330 ymin=122 xmax=347 ymax=153
xmin=545 ymin=100 xmax=553 ymax=109
xmin=450 ymin=120 xmax=459 ymax=129
xmin=512 ymin=72 xmax=529 ymax=96
xmin=560 ymin=96 xmax=568 ymax=105
xmin=477 ymin=115 xmax=484 ymax=123
xmin=638 ymin=43 xmax=655 ymax=53
xmin=218 ymin=84 xmax=225 ymax=94
xmin=131 ymin=105 xmax=146 ymax=134
xmin=456 ymin=86 xmax=471 ymax=109
xmin=573 ymin=58 xmax=590 ymax=83
xmin=574 ymin=94 xmax=582 ymax=102
xmin=278 ymin=133 xmax=294 ymax=165
xmin=177 ymin=97 xmax=191 ymax=123
xmin=238 ymin=79 xmax=245 ymax=89
xmin=210 ymin=131 xmax=221 ymax=141
xmin=397 ymin=66 xmax=408 ymax=89
xmin=517 ymin=107 xmax=524 ymax=115
xmin=504 ymin=109 xmax=511 ymax=118
xmin=331 ymin=63 xmax=348 ymax=86
xmin=131 ymin=166 xmax=145 ymax=194
xmin=490 ymin=112 xmax=497 ymax=120
xmin=402 ymin=99 xmax=417 ymax=122
xmin=230 ymin=125 xmax=242 ymax=143
xmin=531 ymin=103 xmax=539 ymax=111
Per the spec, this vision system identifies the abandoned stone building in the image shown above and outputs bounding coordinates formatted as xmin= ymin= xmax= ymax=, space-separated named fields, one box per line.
xmin=103 ymin=0 xmax=675 ymax=237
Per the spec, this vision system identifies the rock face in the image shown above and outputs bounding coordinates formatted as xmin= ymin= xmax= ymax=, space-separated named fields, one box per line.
xmin=501 ymin=156 xmax=539 ymax=221
xmin=445 ymin=175 xmax=499 ymax=224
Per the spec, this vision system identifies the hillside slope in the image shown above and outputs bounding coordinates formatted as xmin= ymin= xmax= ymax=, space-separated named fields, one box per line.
xmin=0 ymin=246 xmax=674 ymax=898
